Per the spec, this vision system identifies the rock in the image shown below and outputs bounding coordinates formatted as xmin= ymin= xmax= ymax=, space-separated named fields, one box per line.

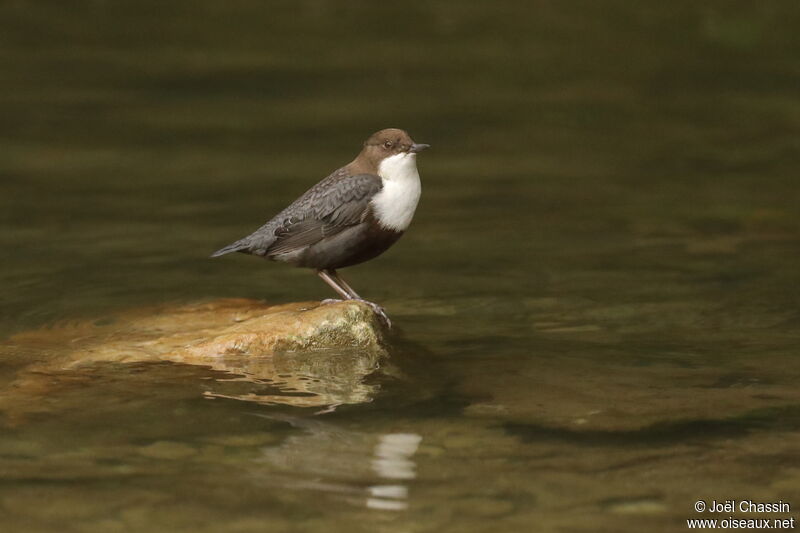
xmin=6 ymin=298 xmax=387 ymax=363
xmin=0 ymin=299 xmax=388 ymax=423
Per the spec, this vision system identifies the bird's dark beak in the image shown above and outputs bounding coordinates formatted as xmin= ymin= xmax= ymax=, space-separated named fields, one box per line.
xmin=409 ymin=143 xmax=430 ymax=153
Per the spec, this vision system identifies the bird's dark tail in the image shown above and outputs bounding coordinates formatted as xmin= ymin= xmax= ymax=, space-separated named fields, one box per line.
xmin=210 ymin=239 xmax=250 ymax=258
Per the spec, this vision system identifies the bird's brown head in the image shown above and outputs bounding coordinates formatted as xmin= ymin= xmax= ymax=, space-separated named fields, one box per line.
xmin=355 ymin=128 xmax=430 ymax=171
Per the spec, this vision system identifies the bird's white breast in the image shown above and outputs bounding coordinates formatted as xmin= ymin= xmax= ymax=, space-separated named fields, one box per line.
xmin=371 ymin=152 xmax=422 ymax=232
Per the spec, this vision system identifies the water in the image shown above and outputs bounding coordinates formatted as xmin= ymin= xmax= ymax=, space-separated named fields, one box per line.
xmin=2 ymin=2 xmax=800 ymax=531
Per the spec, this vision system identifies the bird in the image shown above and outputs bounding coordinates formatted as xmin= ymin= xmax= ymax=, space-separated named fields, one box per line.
xmin=211 ymin=128 xmax=429 ymax=326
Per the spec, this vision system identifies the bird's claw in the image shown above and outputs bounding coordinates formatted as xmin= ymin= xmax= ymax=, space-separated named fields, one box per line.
xmin=320 ymin=298 xmax=391 ymax=328
xmin=357 ymin=299 xmax=392 ymax=329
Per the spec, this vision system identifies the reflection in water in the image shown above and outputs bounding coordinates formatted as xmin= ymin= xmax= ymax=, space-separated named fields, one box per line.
xmin=367 ymin=433 xmax=422 ymax=510
xmin=255 ymin=415 xmax=422 ymax=512
xmin=200 ymin=349 xmax=380 ymax=409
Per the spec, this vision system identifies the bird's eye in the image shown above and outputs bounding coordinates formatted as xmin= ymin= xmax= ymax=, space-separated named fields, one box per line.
xmin=383 ymin=140 xmax=393 ymax=149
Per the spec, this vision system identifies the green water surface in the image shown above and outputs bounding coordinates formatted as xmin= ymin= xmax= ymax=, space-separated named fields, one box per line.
xmin=1 ymin=2 xmax=800 ymax=532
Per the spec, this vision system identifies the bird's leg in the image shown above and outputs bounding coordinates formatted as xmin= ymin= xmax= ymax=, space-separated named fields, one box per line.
xmin=316 ymin=269 xmax=392 ymax=328
xmin=327 ymin=270 xmax=362 ymax=300
xmin=328 ymin=270 xmax=391 ymax=328
xmin=316 ymin=269 xmax=351 ymax=300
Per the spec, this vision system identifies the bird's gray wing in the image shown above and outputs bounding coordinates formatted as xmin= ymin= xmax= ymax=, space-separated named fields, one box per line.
xmin=264 ymin=173 xmax=383 ymax=257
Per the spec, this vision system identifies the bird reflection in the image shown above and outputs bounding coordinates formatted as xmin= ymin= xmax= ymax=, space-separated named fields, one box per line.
xmin=253 ymin=414 xmax=422 ymax=512
xmin=367 ymin=433 xmax=422 ymax=510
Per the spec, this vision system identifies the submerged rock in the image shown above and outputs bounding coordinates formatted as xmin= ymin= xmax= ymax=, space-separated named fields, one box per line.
xmin=0 ymin=299 xmax=388 ymax=423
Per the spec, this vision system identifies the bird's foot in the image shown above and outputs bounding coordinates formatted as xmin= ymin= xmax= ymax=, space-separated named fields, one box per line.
xmin=320 ymin=298 xmax=391 ymax=328
xmin=355 ymin=299 xmax=392 ymax=329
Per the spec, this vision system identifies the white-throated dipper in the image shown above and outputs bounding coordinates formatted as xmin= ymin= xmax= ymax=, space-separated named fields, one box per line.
xmin=211 ymin=128 xmax=429 ymax=326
